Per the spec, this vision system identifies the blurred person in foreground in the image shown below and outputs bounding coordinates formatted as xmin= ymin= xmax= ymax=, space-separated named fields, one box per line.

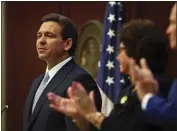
xmin=129 ymin=3 xmax=177 ymax=125
xmin=48 ymin=19 xmax=175 ymax=131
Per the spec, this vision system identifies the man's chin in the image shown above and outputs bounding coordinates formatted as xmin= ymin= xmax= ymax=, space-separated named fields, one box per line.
xmin=38 ymin=55 xmax=47 ymax=60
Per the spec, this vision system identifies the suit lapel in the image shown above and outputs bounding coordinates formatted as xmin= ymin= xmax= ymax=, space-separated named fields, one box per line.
xmin=23 ymin=74 xmax=44 ymax=130
xmin=27 ymin=59 xmax=75 ymax=130
xmin=25 ymin=74 xmax=44 ymax=121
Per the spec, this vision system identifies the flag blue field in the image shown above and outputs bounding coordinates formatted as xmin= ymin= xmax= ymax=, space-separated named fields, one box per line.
xmin=97 ymin=1 xmax=124 ymax=116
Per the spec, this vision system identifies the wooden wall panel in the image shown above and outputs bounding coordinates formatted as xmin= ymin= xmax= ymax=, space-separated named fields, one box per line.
xmin=124 ymin=1 xmax=174 ymax=30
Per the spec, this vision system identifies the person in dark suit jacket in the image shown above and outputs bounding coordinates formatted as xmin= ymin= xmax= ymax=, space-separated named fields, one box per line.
xmin=23 ymin=13 xmax=102 ymax=131
xmin=129 ymin=3 xmax=177 ymax=125
xmin=47 ymin=19 xmax=176 ymax=131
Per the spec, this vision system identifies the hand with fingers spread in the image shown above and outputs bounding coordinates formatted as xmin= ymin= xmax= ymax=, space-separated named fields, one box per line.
xmin=47 ymin=82 xmax=93 ymax=131
xmin=47 ymin=92 xmax=79 ymax=120
xmin=69 ymin=82 xmax=97 ymax=117
xmin=70 ymin=82 xmax=105 ymax=129
xmin=129 ymin=58 xmax=159 ymax=101
xmin=48 ymin=81 xmax=105 ymax=130
xmin=48 ymin=82 xmax=97 ymax=118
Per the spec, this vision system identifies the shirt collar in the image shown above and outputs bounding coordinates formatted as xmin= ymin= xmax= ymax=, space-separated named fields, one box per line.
xmin=46 ymin=57 xmax=72 ymax=79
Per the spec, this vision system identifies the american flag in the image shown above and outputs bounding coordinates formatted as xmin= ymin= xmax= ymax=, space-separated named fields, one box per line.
xmin=97 ymin=1 xmax=124 ymax=116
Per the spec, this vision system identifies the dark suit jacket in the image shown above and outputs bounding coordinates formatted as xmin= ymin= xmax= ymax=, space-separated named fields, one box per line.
xmin=99 ymin=75 xmax=176 ymax=131
xmin=23 ymin=59 xmax=102 ymax=131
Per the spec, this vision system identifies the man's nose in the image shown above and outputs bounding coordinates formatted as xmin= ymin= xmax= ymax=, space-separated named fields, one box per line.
xmin=38 ymin=36 xmax=46 ymax=45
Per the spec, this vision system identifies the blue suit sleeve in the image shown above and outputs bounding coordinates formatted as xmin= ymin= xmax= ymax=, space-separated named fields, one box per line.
xmin=145 ymin=79 xmax=177 ymax=125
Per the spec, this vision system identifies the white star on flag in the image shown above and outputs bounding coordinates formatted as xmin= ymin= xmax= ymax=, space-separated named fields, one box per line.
xmin=106 ymin=60 xmax=115 ymax=70
xmin=107 ymin=29 xmax=115 ymax=38
xmin=107 ymin=14 xmax=115 ymax=23
xmin=105 ymin=76 xmax=114 ymax=86
xmin=109 ymin=1 xmax=116 ymax=7
xmin=106 ymin=45 xmax=114 ymax=54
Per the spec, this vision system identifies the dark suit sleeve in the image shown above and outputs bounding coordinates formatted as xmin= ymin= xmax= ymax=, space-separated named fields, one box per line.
xmin=65 ymin=117 xmax=79 ymax=131
xmin=98 ymin=107 xmax=123 ymax=131
xmin=65 ymin=73 xmax=102 ymax=131
xmin=74 ymin=73 xmax=102 ymax=111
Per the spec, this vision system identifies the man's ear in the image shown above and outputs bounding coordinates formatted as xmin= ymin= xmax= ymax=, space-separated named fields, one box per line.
xmin=64 ymin=38 xmax=72 ymax=51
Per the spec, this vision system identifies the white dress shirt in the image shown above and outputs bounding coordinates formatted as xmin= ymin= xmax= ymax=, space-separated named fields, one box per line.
xmin=46 ymin=57 xmax=72 ymax=84
xmin=32 ymin=57 xmax=72 ymax=112
xmin=141 ymin=93 xmax=154 ymax=110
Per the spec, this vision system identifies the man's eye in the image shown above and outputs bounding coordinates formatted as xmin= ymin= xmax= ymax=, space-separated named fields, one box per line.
xmin=48 ymin=35 xmax=53 ymax=37
xmin=37 ymin=35 xmax=41 ymax=39
xmin=47 ymin=33 xmax=55 ymax=38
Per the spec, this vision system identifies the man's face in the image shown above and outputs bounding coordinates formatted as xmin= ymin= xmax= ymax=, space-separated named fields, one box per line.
xmin=116 ymin=42 xmax=131 ymax=74
xmin=166 ymin=3 xmax=176 ymax=49
xmin=36 ymin=21 xmax=65 ymax=61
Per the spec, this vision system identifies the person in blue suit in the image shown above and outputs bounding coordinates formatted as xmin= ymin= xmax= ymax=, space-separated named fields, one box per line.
xmin=129 ymin=3 xmax=177 ymax=124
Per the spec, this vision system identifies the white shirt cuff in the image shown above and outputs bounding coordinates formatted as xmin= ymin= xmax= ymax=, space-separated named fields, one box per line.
xmin=141 ymin=93 xmax=154 ymax=110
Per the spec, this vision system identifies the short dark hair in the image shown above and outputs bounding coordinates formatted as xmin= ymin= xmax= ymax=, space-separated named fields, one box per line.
xmin=120 ymin=19 xmax=168 ymax=74
xmin=41 ymin=13 xmax=78 ymax=56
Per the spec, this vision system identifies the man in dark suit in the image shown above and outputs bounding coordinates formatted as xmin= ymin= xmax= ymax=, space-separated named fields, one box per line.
xmin=23 ymin=13 xmax=102 ymax=131
xmin=129 ymin=3 xmax=177 ymax=124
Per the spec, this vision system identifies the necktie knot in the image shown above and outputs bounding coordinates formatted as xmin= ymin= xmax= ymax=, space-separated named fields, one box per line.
xmin=43 ymin=72 xmax=50 ymax=83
